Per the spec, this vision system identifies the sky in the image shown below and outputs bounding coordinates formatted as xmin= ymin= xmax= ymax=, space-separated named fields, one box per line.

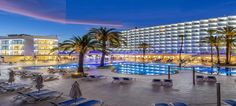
xmin=0 ymin=0 xmax=236 ymax=40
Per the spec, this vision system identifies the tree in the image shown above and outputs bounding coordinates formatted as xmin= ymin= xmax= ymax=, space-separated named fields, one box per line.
xmin=178 ymin=34 xmax=186 ymax=68
xmin=89 ymin=27 xmax=126 ymax=67
xmin=201 ymin=34 xmax=222 ymax=66
xmin=138 ymin=43 xmax=150 ymax=63
xmin=213 ymin=36 xmax=222 ymax=64
xmin=201 ymin=29 xmax=216 ymax=67
xmin=51 ymin=34 xmax=99 ymax=73
xmin=217 ymin=26 xmax=236 ymax=64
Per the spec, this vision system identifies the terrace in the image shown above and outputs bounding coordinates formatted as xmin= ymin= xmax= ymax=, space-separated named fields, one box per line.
xmin=0 ymin=62 xmax=235 ymax=106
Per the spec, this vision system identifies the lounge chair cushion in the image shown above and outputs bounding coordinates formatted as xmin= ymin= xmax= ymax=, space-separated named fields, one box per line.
xmin=76 ymin=100 xmax=101 ymax=106
xmin=153 ymin=79 xmax=161 ymax=82
xmin=154 ymin=103 xmax=169 ymax=106
xmin=58 ymin=98 xmax=86 ymax=106
xmin=224 ymin=100 xmax=236 ymax=106
xmin=171 ymin=102 xmax=188 ymax=106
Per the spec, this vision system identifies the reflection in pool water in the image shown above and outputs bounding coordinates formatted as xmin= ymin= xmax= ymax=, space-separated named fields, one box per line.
xmin=22 ymin=62 xmax=236 ymax=76
xmin=113 ymin=62 xmax=236 ymax=76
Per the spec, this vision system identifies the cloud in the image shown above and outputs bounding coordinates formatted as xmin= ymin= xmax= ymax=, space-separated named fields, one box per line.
xmin=0 ymin=0 xmax=122 ymax=27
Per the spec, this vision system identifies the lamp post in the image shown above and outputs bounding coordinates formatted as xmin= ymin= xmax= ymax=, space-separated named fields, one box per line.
xmin=216 ymin=83 xmax=221 ymax=106
xmin=193 ymin=67 xmax=195 ymax=85
xmin=0 ymin=56 xmax=3 ymax=76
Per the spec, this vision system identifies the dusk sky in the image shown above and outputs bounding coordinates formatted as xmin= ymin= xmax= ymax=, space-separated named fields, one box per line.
xmin=0 ymin=0 xmax=236 ymax=40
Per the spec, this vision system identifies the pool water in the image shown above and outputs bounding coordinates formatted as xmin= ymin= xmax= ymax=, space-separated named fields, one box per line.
xmin=112 ymin=62 xmax=236 ymax=76
xmin=22 ymin=62 xmax=236 ymax=76
xmin=22 ymin=63 xmax=101 ymax=70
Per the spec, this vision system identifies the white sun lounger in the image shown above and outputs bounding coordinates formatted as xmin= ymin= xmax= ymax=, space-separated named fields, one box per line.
xmin=196 ymin=75 xmax=205 ymax=82
xmin=152 ymin=79 xmax=162 ymax=86
xmin=162 ymin=79 xmax=173 ymax=87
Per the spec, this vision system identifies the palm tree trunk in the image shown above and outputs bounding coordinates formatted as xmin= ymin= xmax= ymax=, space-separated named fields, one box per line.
xmin=100 ymin=51 xmax=105 ymax=67
xmin=100 ymin=41 xmax=106 ymax=67
xmin=143 ymin=48 xmax=145 ymax=63
xmin=210 ymin=45 xmax=213 ymax=66
xmin=78 ymin=53 xmax=84 ymax=73
xmin=229 ymin=45 xmax=232 ymax=63
xmin=179 ymin=39 xmax=183 ymax=68
xmin=226 ymin=37 xmax=230 ymax=64
xmin=216 ymin=46 xmax=220 ymax=64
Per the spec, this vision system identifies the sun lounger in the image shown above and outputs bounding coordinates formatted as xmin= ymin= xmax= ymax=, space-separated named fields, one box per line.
xmin=22 ymin=90 xmax=63 ymax=103
xmin=152 ymin=79 xmax=162 ymax=86
xmin=206 ymin=76 xmax=217 ymax=82
xmin=76 ymin=100 xmax=103 ymax=106
xmin=0 ymin=83 xmax=32 ymax=92
xmin=48 ymin=68 xmax=59 ymax=74
xmin=0 ymin=79 xmax=7 ymax=84
xmin=224 ymin=99 xmax=236 ymax=106
xmin=0 ymin=88 xmax=7 ymax=93
xmin=152 ymin=103 xmax=169 ymax=106
xmin=112 ymin=77 xmax=121 ymax=83
xmin=51 ymin=97 xmax=86 ymax=106
xmin=170 ymin=102 xmax=188 ymax=106
xmin=162 ymin=79 xmax=173 ymax=87
xmin=43 ymin=75 xmax=59 ymax=82
xmin=83 ymin=75 xmax=106 ymax=81
xmin=196 ymin=75 xmax=204 ymax=82
xmin=121 ymin=77 xmax=133 ymax=83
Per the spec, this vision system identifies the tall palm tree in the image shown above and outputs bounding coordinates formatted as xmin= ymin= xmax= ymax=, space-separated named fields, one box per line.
xmin=213 ymin=36 xmax=222 ymax=64
xmin=51 ymin=34 xmax=99 ymax=73
xmin=217 ymin=26 xmax=236 ymax=64
xmin=178 ymin=34 xmax=186 ymax=68
xmin=89 ymin=27 xmax=126 ymax=67
xmin=201 ymin=34 xmax=222 ymax=71
xmin=138 ymin=43 xmax=150 ymax=63
xmin=206 ymin=29 xmax=217 ymax=67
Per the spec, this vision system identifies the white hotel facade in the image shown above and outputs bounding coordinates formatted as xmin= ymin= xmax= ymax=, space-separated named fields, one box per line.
xmin=0 ymin=34 xmax=58 ymax=62
xmin=114 ymin=15 xmax=236 ymax=55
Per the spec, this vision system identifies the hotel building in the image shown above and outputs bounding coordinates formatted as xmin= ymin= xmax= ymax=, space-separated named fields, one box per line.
xmin=0 ymin=34 xmax=58 ymax=62
xmin=112 ymin=15 xmax=236 ymax=63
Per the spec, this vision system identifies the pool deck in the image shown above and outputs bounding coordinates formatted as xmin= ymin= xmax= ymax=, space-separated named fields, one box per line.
xmin=0 ymin=63 xmax=236 ymax=106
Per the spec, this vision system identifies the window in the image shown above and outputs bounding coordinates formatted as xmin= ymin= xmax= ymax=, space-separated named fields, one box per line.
xmin=2 ymin=40 xmax=9 ymax=44
xmin=12 ymin=40 xmax=23 ymax=44
xmin=2 ymin=46 xmax=8 ymax=50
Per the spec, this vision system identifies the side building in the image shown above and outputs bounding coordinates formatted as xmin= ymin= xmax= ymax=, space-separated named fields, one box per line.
xmin=112 ymin=15 xmax=236 ymax=63
xmin=0 ymin=34 xmax=58 ymax=62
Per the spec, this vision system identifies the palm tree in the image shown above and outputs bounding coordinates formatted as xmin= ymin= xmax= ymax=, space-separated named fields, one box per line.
xmin=206 ymin=29 xmax=217 ymax=67
xmin=178 ymin=34 xmax=186 ymax=68
xmin=89 ymin=27 xmax=126 ymax=67
xmin=51 ymin=34 xmax=99 ymax=73
xmin=201 ymin=34 xmax=222 ymax=74
xmin=138 ymin=43 xmax=150 ymax=63
xmin=217 ymin=26 xmax=236 ymax=64
xmin=213 ymin=36 xmax=222 ymax=64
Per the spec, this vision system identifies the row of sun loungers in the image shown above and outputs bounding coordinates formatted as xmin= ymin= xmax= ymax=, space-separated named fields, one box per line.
xmin=15 ymin=89 xmax=63 ymax=103
xmin=154 ymin=99 xmax=236 ymax=106
xmin=50 ymin=97 xmax=103 ymax=106
xmin=0 ymin=83 xmax=32 ymax=93
xmin=14 ymin=70 xmax=59 ymax=81
xmin=196 ymin=75 xmax=217 ymax=82
xmin=32 ymin=75 xmax=59 ymax=82
xmin=153 ymin=102 xmax=188 ymax=106
xmin=152 ymin=79 xmax=173 ymax=87
xmin=112 ymin=77 xmax=134 ymax=83
xmin=82 ymin=75 xmax=106 ymax=81
xmin=15 ymin=70 xmax=42 ymax=78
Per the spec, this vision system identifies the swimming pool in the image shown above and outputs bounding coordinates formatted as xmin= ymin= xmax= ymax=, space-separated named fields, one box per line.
xmin=112 ymin=62 xmax=236 ymax=76
xmin=22 ymin=63 xmax=101 ymax=70
xmin=22 ymin=62 xmax=236 ymax=76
